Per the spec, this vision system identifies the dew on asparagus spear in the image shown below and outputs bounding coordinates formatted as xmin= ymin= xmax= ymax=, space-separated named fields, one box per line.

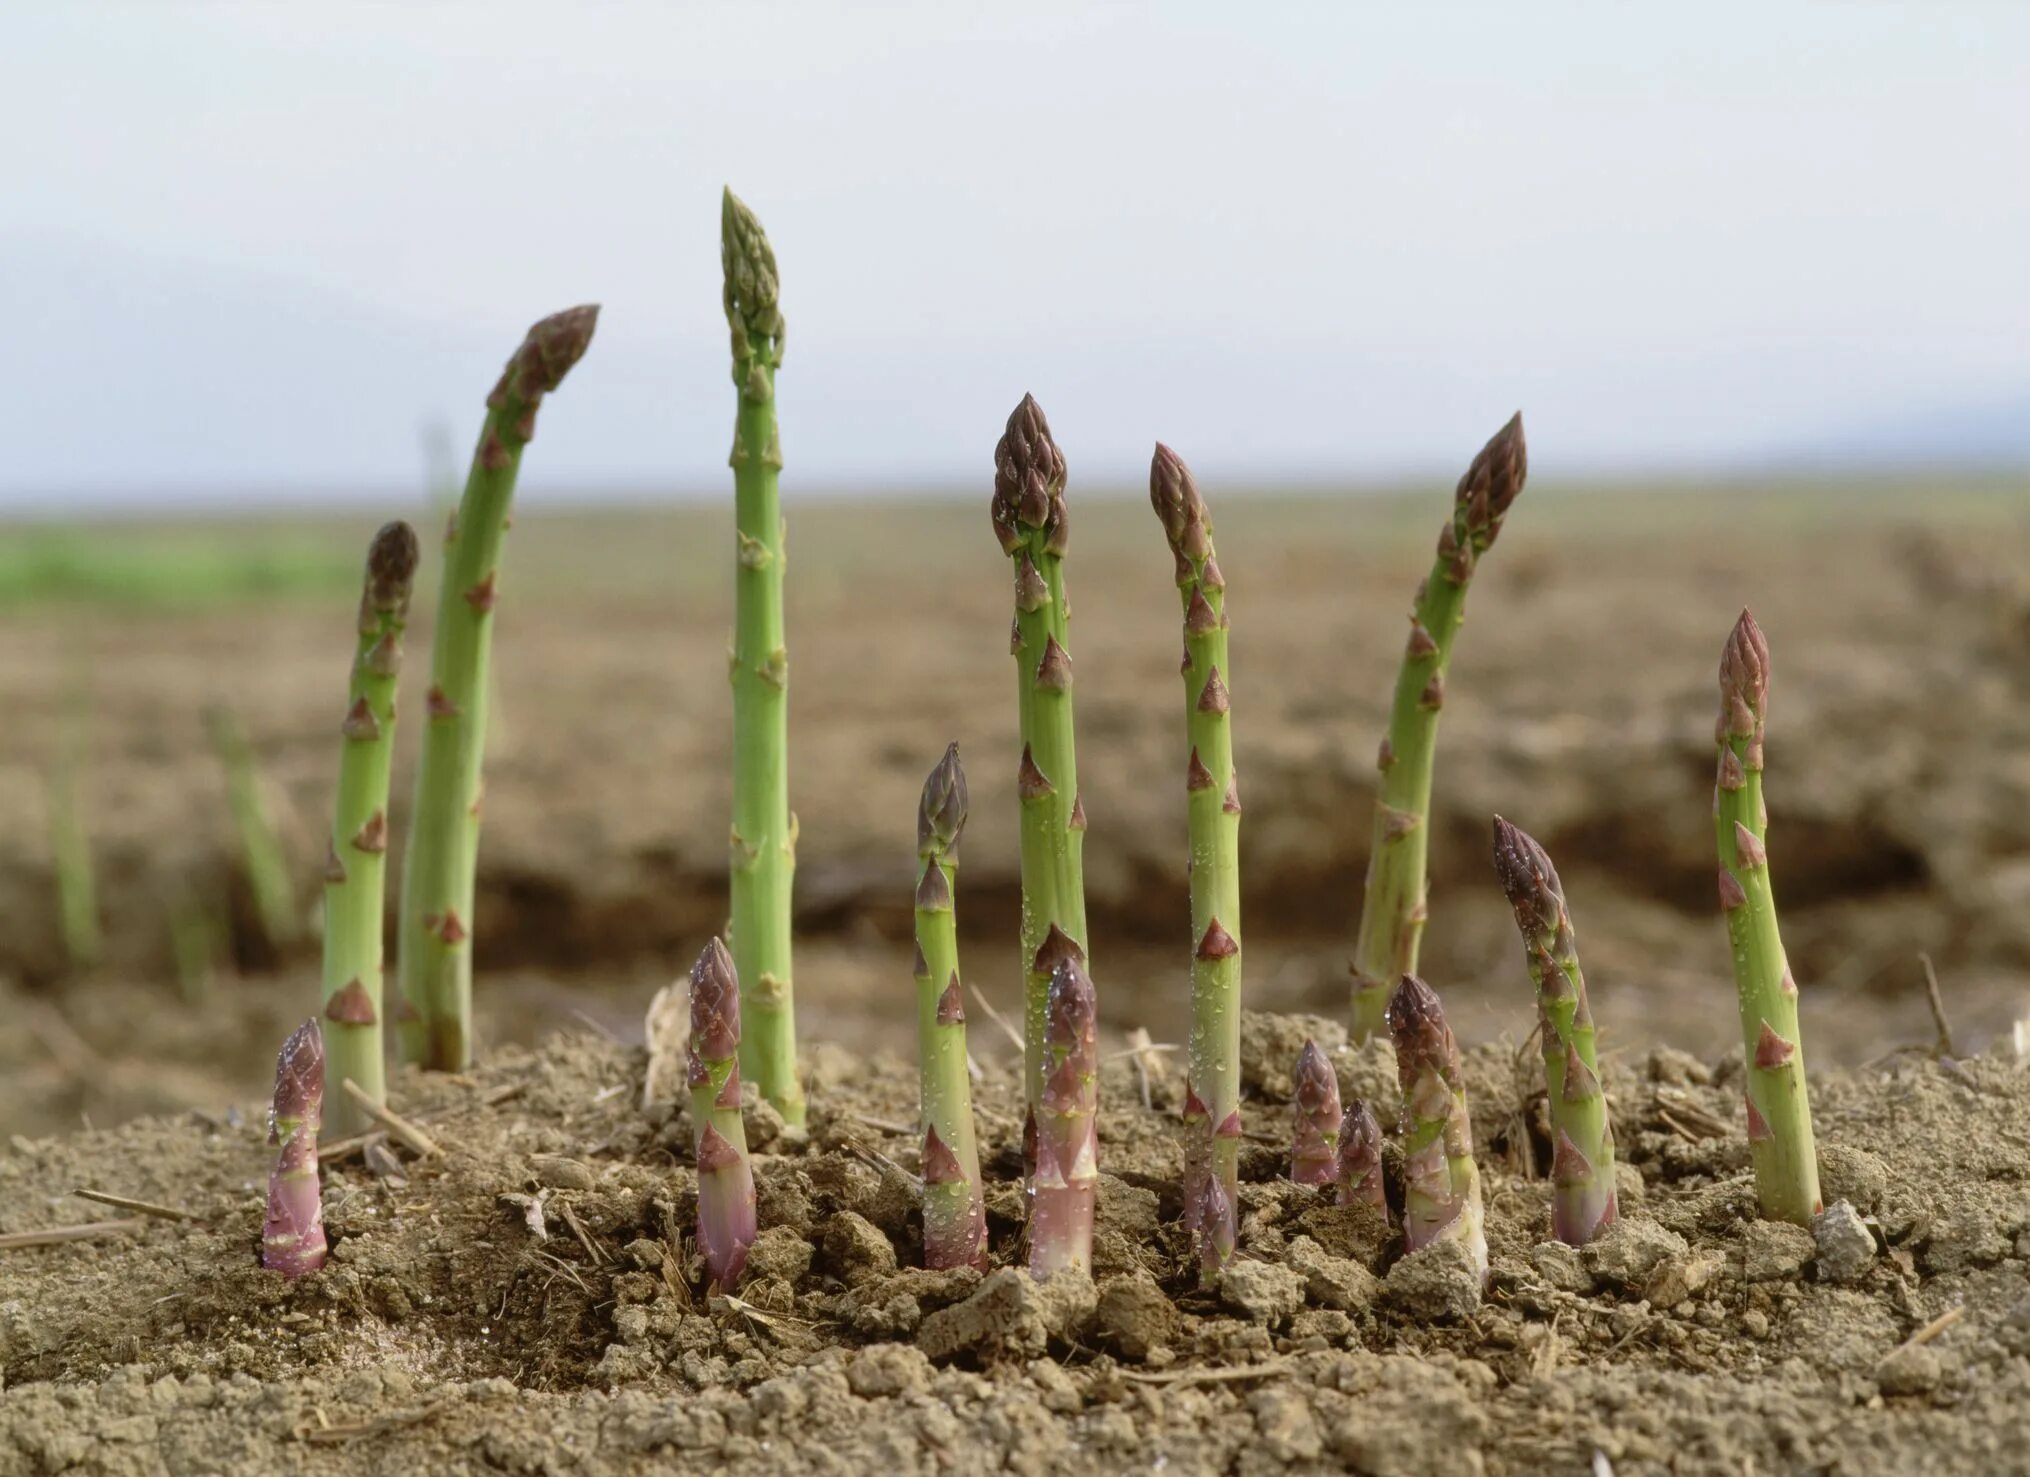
xmin=992 ymin=394 xmax=1091 ymax=1151
xmin=914 ymin=743 xmax=986 ymax=1270
xmin=1714 ymin=610 xmax=1821 ymax=1225
xmin=1389 ymin=973 xmax=1487 ymax=1280
xmin=205 ymin=704 xmax=301 ymax=952
xmin=1290 ymin=1038 xmax=1342 ymax=1186
xmin=1149 ymin=442 xmax=1245 ymax=1279
xmin=397 ymin=304 xmax=598 ymax=1072
xmin=262 ymin=1019 xmax=327 ymax=1278
xmin=721 ymin=188 xmax=805 ymax=1129
xmin=1030 ymin=955 xmax=1099 ymax=1279
xmin=1491 ymin=816 xmax=1618 ymax=1245
xmin=321 ymin=521 xmax=418 ymax=1135
xmin=1336 ymin=1099 xmax=1386 ymax=1211
xmin=689 ymin=937 xmax=758 ymax=1287
xmin=1350 ymin=415 xmax=1527 ymax=1041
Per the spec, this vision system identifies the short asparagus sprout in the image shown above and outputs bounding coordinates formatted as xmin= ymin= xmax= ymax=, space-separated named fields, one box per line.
xmin=1290 ymin=1039 xmax=1342 ymax=1186
xmin=1337 ymin=1099 xmax=1386 ymax=1211
xmin=1491 ymin=816 xmax=1618 ymax=1245
xmin=1389 ymin=974 xmax=1487 ymax=1280
xmin=1715 ymin=611 xmax=1821 ymax=1225
xmin=205 ymin=704 xmax=301 ymax=952
xmin=262 ymin=1019 xmax=327 ymax=1278
xmin=914 ymin=744 xmax=986 ymax=1270
xmin=689 ymin=937 xmax=758 ymax=1288
xmin=321 ymin=521 xmax=419 ymax=1135
xmin=398 ymin=304 xmax=599 ymax=1072
xmin=1029 ymin=955 xmax=1099 ymax=1280
xmin=1351 ymin=415 xmax=1528 ymax=1041
xmin=722 ymin=187 xmax=805 ymax=1129
xmin=49 ymin=752 xmax=102 ymax=974
xmin=1149 ymin=442 xmax=1244 ymax=1280
xmin=992 ymin=394 xmax=1091 ymax=1154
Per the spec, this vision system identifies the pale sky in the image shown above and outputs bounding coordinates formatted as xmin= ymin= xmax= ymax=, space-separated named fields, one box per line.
xmin=3 ymin=2 xmax=2027 ymax=507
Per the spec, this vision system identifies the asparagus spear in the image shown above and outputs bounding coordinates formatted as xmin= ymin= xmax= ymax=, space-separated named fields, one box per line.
xmin=1715 ymin=611 xmax=1821 ymax=1225
xmin=1029 ymin=955 xmax=1098 ymax=1279
xmin=992 ymin=393 xmax=1091 ymax=1144
xmin=1290 ymin=1038 xmax=1342 ymax=1186
xmin=321 ymin=521 xmax=418 ymax=1135
xmin=1350 ymin=415 xmax=1528 ymax=1041
xmin=721 ymin=188 xmax=805 ymax=1129
xmin=397 ymin=304 xmax=599 ymax=1071
xmin=914 ymin=744 xmax=987 ymax=1270
xmin=49 ymin=753 xmax=102 ymax=974
xmin=1149 ymin=442 xmax=1245 ymax=1278
xmin=689 ymin=937 xmax=758 ymax=1287
xmin=262 ymin=1019 xmax=327 ymax=1278
xmin=1337 ymin=1099 xmax=1386 ymax=1211
xmin=205 ymin=704 xmax=301 ymax=951
xmin=1491 ymin=816 xmax=1618 ymax=1245
xmin=1389 ymin=974 xmax=1487 ymax=1280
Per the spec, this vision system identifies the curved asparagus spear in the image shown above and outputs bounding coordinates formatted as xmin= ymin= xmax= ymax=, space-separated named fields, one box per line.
xmin=1030 ymin=955 xmax=1098 ymax=1279
xmin=1290 ymin=1038 xmax=1342 ymax=1186
xmin=1715 ymin=611 xmax=1821 ymax=1225
xmin=397 ymin=304 xmax=598 ymax=1071
xmin=915 ymin=743 xmax=986 ymax=1270
xmin=992 ymin=395 xmax=1090 ymax=1142
xmin=689 ymin=937 xmax=758 ymax=1287
xmin=722 ymin=188 xmax=804 ymax=1128
xmin=1350 ymin=415 xmax=1527 ymax=1041
xmin=321 ymin=521 xmax=418 ymax=1134
xmin=262 ymin=1019 xmax=327 ymax=1278
xmin=1337 ymin=1099 xmax=1386 ymax=1211
xmin=1491 ymin=816 xmax=1618 ymax=1244
xmin=1389 ymin=974 xmax=1486 ymax=1279
xmin=1149 ymin=443 xmax=1244 ymax=1279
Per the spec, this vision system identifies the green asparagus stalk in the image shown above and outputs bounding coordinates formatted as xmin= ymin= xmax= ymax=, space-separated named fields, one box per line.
xmin=205 ymin=704 xmax=301 ymax=952
xmin=49 ymin=755 xmax=102 ymax=974
xmin=1030 ymin=955 xmax=1099 ymax=1279
xmin=915 ymin=744 xmax=986 ymax=1270
xmin=992 ymin=394 xmax=1090 ymax=1148
xmin=397 ymin=304 xmax=598 ymax=1071
xmin=1337 ymin=1099 xmax=1385 ymax=1211
xmin=1491 ymin=816 xmax=1618 ymax=1244
xmin=263 ymin=1019 xmax=327 ymax=1278
xmin=320 ymin=521 xmax=418 ymax=1135
xmin=689 ymin=937 xmax=758 ymax=1287
xmin=1149 ymin=442 xmax=1245 ymax=1278
xmin=1714 ymin=610 xmax=1821 ymax=1225
xmin=1290 ymin=1038 xmax=1342 ymax=1186
xmin=1389 ymin=974 xmax=1486 ymax=1280
xmin=1350 ymin=415 xmax=1527 ymax=1041
xmin=721 ymin=187 xmax=804 ymax=1129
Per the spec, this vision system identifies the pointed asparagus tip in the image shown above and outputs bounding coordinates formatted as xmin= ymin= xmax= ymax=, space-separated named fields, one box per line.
xmin=270 ymin=1019 xmax=324 ymax=1138
xmin=917 ymin=742 xmax=969 ymax=860
xmin=1294 ymin=1039 xmax=1338 ymax=1109
xmin=364 ymin=520 xmax=420 ymax=616
xmin=511 ymin=305 xmax=601 ymax=398
xmin=991 ymin=393 xmax=1068 ymax=554
xmin=1387 ymin=974 xmax=1459 ymax=1084
xmin=1148 ymin=441 xmax=1212 ymax=561
xmin=1718 ymin=608 xmax=1771 ymax=744
xmin=720 ymin=188 xmax=783 ymax=347
xmin=1490 ymin=815 xmax=1563 ymax=933
xmin=690 ymin=937 xmax=742 ymax=1059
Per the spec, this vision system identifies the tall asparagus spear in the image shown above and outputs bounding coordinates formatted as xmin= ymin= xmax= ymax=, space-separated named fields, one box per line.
xmin=1290 ymin=1039 xmax=1342 ymax=1186
xmin=1148 ymin=443 xmax=1244 ymax=1278
xmin=1389 ymin=974 xmax=1487 ymax=1280
xmin=915 ymin=744 xmax=986 ymax=1270
xmin=1491 ymin=817 xmax=1618 ymax=1245
xmin=689 ymin=937 xmax=758 ymax=1288
xmin=1337 ymin=1099 xmax=1386 ymax=1211
xmin=262 ymin=1020 xmax=327 ymax=1278
xmin=721 ymin=187 xmax=805 ymax=1129
xmin=205 ymin=704 xmax=301 ymax=951
xmin=1350 ymin=415 xmax=1527 ymax=1041
xmin=397 ymin=304 xmax=598 ymax=1071
xmin=1030 ymin=955 xmax=1099 ymax=1279
xmin=1715 ymin=611 xmax=1821 ymax=1225
xmin=992 ymin=394 xmax=1091 ymax=1145
xmin=321 ymin=521 xmax=418 ymax=1135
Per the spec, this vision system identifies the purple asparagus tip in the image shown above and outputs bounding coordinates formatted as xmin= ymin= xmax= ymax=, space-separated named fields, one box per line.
xmin=1337 ymin=1099 xmax=1386 ymax=1210
xmin=1491 ymin=815 xmax=1564 ymax=938
xmin=991 ymin=393 xmax=1068 ymax=556
xmin=918 ymin=742 xmax=969 ymax=861
xmin=262 ymin=1019 xmax=327 ymax=1278
xmin=690 ymin=937 xmax=742 ymax=1062
xmin=1717 ymin=608 xmax=1771 ymax=752
xmin=1148 ymin=442 xmax=1213 ymax=564
xmin=1290 ymin=1039 xmax=1343 ymax=1186
xmin=364 ymin=520 xmax=420 ymax=620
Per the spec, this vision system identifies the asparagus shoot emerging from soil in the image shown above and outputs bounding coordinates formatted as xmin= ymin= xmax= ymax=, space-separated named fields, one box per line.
xmin=49 ymin=754 xmax=102 ymax=974
xmin=993 ymin=394 xmax=1092 ymax=1147
xmin=1337 ymin=1099 xmax=1386 ymax=1211
xmin=1030 ymin=955 xmax=1099 ymax=1279
xmin=914 ymin=744 xmax=987 ymax=1270
xmin=1389 ymin=974 xmax=1487 ymax=1280
xmin=1714 ymin=611 xmax=1822 ymax=1225
xmin=321 ymin=521 xmax=418 ymax=1135
xmin=689 ymin=937 xmax=758 ymax=1288
xmin=1149 ymin=442 xmax=1245 ymax=1278
xmin=721 ymin=187 xmax=805 ymax=1129
xmin=205 ymin=704 xmax=301 ymax=951
xmin=1290 ymin=1038 xmax=1342 ymax=1186
xmin=262 ymin=1019 xmax=327 ymax=1278
xmin=1350 ymin=415 xmax=1527 ymax=1041
xmin=397 ymin=304 xmax=598 ymax=1072
xmin=1491 ymin=816 xmax=1618 ymax=1245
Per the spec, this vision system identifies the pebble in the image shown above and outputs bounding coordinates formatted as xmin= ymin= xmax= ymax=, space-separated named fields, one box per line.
xmin=1812 ymin=1200 xmax=1876 ymax=1282
xmin=1382 ymin=1239 xmax=1484 ymax=1321
xmin=1741 ymin=1220 xmax=1816 ymax=1282
xmin=1876 ymin=1343 xmax=1942 ymax=1396
xmin=1582 ymin=1216 xmax=1687 ymax=1289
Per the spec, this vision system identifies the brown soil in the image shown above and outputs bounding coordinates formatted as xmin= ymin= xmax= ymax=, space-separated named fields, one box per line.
xmin=5 ymin=1015 xmax=2029 ymax=1475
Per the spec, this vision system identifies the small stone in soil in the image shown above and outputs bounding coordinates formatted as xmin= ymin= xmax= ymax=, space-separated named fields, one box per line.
xmin=1876 ymin=1342 xmax=1944 ymax=1396
xmin=1813 ymin=1200 xmax=1876 ymax=1282
xmin=1091 ymin=1272 xmax=1180 ymax=1360
xmin=1741 ymin=1220 xmax=1816 ymax=1282
xmin=1382 ymin=1239 xmax=1484 ymax=1321
xmin=1583 ymin=1216 xmax=1688 ymax=1290
xmin=1219 ymin=1259 xmax=1308 ymax=1326
xmin=1644 ymin=1249 xmax=1724 ymax=1309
